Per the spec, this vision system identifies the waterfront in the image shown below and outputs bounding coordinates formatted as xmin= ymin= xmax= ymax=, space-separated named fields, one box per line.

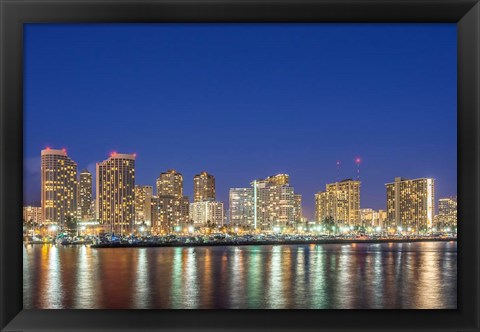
xmin=23 ymin=241 xmax=457 ymax=309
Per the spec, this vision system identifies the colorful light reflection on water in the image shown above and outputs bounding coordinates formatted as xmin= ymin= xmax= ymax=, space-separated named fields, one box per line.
xmin=23 ymin=241 xmax=457 ymax=309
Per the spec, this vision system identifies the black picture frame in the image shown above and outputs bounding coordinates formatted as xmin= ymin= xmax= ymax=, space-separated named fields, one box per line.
xmin=1 ymin=0 xmax=479 ymax=331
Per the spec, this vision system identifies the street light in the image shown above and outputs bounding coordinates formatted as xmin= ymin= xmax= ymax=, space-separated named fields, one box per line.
xmin=49 ymin=224 xmax=58 ymax=242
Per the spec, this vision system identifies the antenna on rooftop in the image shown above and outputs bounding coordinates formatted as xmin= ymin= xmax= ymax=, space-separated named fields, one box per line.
xmin=336 ymin=161 xmax=341 ymax=182
xmin=355 ymin=157 xmax=361 ymax=181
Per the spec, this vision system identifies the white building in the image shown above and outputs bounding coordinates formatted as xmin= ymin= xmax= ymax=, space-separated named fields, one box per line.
xmin=41 ymin=148 xmax=77 ymax=226
xmin=229 ymin=188 xmax=254 ymax=227
xmin=229 ymin=174 xmax=301 ymax=231
xmin=189 ymin=201 xmax=224 ymax=228
xmin=96 ymin=152 xmax=136 ymax=234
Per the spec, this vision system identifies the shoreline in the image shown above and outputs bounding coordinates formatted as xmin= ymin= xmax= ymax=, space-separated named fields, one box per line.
xmin=89 ymin=237 xmax=457 ymax=249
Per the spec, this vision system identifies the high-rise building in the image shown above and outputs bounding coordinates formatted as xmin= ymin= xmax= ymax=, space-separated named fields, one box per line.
xmin=229 ymin=188 xmax=255 ymax=228
xmin=23 ymin=206 xmax=42 ymax=224
xmin=41 ymin=148 xmax=77 ymax=227
xmin=78 ymin=169 xmax=93 ymax=221
xmin=156 ymin=169 xmax=183 ymax=198
xmin=153 ymin=169 xmax=189 ymax=233
xmin=315 ymin=179 xmax=361 ymax=227
xmin=438 ymin=196 xmax=457 ymax=217
xmin=294 ymin=194 xmax=303 ymax=222
xmin=150 ymin=195 xmax=160 ymax=230
xmin=151 ymin=195 xmax=189 ymax=233
xmin=189 ymin=201 xmax=224 ymax=228
xmin=436 ymin=196 xmax=457 ymax=229
xmin=386 ymin=177 xmax=435 ymax=232
xmin=229 ymin=174 xmax=301 ymax=231
xmin=315 ymin=191 xmax=329 ymax=223
xmin=193 ymin=171 xmax=215 ymax=202
xmin=254 ymin=180 xmax=296 ymax=230
xmin=135 ymin=185 xmax=152 ymax=226
xmin=96 ymin=152 xmax=136 ymax=234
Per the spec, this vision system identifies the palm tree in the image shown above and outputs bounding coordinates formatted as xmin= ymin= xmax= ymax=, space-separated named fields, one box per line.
xmin=65 ymin=215 xmax=77 ymax=233
xmin=322 ymin=216 xmax=335 ymax=235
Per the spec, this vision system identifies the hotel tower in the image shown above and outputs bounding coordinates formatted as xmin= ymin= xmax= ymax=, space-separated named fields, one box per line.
xmin=41 ymin=148 xmax=78 ymax=227
xmin=96 ymin=152 xmax=136 ymax=234
xmin=78 ymin=169 xmax=93 ymax=221
xmin=315 ymin=179 xmax=361 ymax=227
xmin=386 ymin=177 xmax=435 ymax=232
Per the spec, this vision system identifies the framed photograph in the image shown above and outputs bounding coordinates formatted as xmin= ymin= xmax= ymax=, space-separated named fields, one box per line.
xmin=1 ymin=0 xmax=479 ymax=331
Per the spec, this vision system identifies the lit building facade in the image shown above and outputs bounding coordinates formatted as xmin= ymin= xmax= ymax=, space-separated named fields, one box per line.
xmin=189 ymin=201 xmax=224 ymax=228
xmin=150 ymin=195 xmax=159 ymax=229
xmin=229 ymin=188 xmax=255 ymax=228
xmin=152 ymin=169 xmax=190 ymax=233
xmin=41 ymin=148 xmax=78 ymax=227
xmin=151 ymin=195 xmax=189 ymax=233
xmin=360 ymin=208 xmax=387 ymax=228
xmin=23 ymin=206 xmax=42 ymax=224
xmin=315 ymin=179 xmax=361 ymax=227
xmin=294 ymin=194 xmax=303 ymax=222
xmin=194 ymin=171 xmax=216 ymax=202
xmin=436 ymin=196 xmax=457 ymax=229
xmin=386 ymin=177 xmax=435 ymax=232
xmin=229 ymin=174 xmax=300 ymax=231
xmin=254 ymin=179 xmax=296 ymax=230
xmin=156 ymin=169 xmax=183 ymax=198
xmin=259 ymin=174 xmax=289 ymax=187
xmin=135 ymin=185 xmax=152 ymax=226
xmin=78 ymin=169 xmax=93 ymax=221
xmin=96 ymin=153 xmax=136 ymax=234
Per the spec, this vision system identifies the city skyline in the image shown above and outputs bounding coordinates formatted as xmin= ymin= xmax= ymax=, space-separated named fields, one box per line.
xmin=24 ymin=24 xmax=457 ymax=219
xmin=31 ymin=146 xmax=454 ymax=224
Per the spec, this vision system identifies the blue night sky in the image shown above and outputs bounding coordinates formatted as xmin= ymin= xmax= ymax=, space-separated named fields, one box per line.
xmin=24 ymin=23 xmax=457 ymax=219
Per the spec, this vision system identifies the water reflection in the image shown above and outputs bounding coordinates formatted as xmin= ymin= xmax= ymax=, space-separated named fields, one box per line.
xmin=74 ymin=245 xmax=98 ymax=308
xmin=23 ymin=242 xmax=457 ymax=309
xmin=246 ymin=247 xmax=262 ymax=308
